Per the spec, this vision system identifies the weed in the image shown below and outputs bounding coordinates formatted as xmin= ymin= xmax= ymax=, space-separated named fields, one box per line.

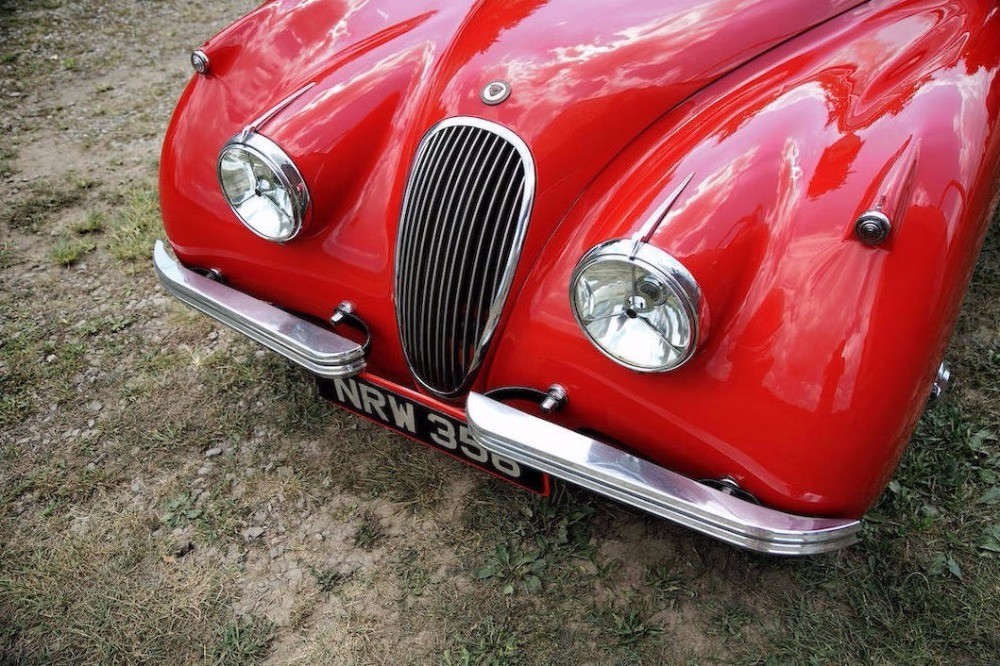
xmin=162 ymin=492 xmax=202 ymax=528
xmin=441 ymin=616 xmax=523 ymax=666
xmin=49 ymin=238 xmax=94 ymax=266
xmin=309 ymin=567 xmax=350 ymax=593
xmin=600 ymin=602 xmax=664 ymax=648
xmin=398 ymin=548 xmax=431 ymax=597
xmin=473 ymin=541 xmax=548 ymax=595
xmin=210 ymin=616 xmax=276 ymax=666
xmin=72 ymin=210 xmax=105 ymax=235
xmin=353 ymin=511 xmax=386 ymax=550
xmin=0 ymin=146 xmax=15 ymax=179
xmin=645 ymin=563 xmax=695 ymax=606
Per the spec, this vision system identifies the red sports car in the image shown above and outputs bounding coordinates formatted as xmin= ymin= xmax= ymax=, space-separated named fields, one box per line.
xmin=155 ymin=0 xmax=1000 ymax=554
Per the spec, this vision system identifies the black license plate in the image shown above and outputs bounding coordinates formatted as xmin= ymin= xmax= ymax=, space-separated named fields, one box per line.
xmin=319 ymin=376 xmax=548 ymax=494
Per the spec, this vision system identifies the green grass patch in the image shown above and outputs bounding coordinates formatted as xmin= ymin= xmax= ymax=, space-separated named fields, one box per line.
xmin=107 ymin=184 xmax=160 ymax=265
xmin=72 ymin=210 xmax=106 ymax=235
xmin=209 ymin=615 xmax=276 ymax=666
xmin=49 ymin=237 xmax=95 ymax=266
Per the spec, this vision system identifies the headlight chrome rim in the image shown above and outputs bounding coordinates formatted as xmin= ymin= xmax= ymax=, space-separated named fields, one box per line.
xmin=570 ymin=239 xmax=702 ymax=373
xmin=217 ymin=132 xmax=310 ymax=242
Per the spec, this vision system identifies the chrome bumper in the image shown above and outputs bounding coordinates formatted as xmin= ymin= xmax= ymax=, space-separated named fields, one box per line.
xmin=466 ymin=392 xmax=861 ymax=555
xmin=153 ymin=241 xmax=366 ymax=378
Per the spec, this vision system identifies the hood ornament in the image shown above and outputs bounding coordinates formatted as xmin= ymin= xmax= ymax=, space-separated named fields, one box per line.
xmin=481 ymin=81 xmax=511 ymax=106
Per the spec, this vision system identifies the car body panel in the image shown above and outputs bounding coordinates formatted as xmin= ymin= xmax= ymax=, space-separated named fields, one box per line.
xmin=159 ymin=0 xmax=1000 ymax=521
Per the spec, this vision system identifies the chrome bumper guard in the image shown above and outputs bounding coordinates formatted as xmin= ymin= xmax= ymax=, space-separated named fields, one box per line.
xmin=466 ymin=392 xmax=861 ymax=555
xmin=153 ymin=241 xmax=366 ymax=378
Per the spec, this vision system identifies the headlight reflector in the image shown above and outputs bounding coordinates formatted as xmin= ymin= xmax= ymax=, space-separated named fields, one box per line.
xmin=571 ymin=239 xmax=701 ymax=372
xmin=218 ymin=133 xmax=309 ymax=242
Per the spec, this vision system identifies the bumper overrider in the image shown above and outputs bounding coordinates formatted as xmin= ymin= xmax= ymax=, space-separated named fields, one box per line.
xmin=153 ymin=241 xmax=861 ymax=555
xmin=153 ymin=241 xmax=366 ymax=378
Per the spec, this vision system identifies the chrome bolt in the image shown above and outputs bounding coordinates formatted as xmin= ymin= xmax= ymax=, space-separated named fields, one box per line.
xmin=330 ymin=301 xmax=355 ymax=326
xmin=931 ymin=362 xmax=951 ymax=401
xmin=191 ymin=50 xmax=210 ymax=75
xmin=540 ymin=384 xmax=568 ymax=414
xmin=855 ymin=211 xmax=892 ymax=245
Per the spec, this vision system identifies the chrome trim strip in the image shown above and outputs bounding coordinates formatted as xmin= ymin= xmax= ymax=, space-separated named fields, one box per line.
xmin=466 ymin=392 xmax=861 ymax=555
xmin=630 ymin=172 xmax=694 ymax=257
xmin=153 ymin=241 xmax=366 ymax=378
xmin=242 ymin=82 xmax=318 ymax=139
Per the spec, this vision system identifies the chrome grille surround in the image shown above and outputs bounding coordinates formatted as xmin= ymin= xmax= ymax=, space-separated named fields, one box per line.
xmin=395 ymin=117 xmax=535 ymax=398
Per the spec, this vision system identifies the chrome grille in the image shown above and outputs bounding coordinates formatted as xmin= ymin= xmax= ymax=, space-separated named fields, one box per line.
xmin=395 ymin=118 xmax=535 ymax=397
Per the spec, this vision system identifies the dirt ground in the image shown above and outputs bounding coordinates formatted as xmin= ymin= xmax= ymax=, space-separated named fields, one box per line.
xmin=1 ymin=1 xmax=999 ymax=665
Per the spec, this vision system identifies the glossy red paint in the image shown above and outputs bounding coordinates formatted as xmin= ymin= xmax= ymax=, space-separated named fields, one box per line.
xmin=160 ymin=0 xmax=1000 ymax=518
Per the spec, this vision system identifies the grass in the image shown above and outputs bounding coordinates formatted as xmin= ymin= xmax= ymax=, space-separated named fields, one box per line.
xmin=49 ymin=237 xmax=95 ymax=266
xmin=73 ymin=210 xmax=106 ymax=235
xmin=353 ymin=511 xmax=387 ymax=550
xmin=0 ymin=504 xmax=237 ymax=665
xmin=1 ymin=182 xmax=85 ymax=232
xmin=210 ymin=616 xmax=276 ymax=666
xmin=107 ymin=184 xmax=160 ymax=266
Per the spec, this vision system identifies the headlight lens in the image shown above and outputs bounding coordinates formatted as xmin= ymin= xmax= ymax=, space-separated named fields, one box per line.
xmin=571 ymin=239 xmax=701 ymax=372
xmin=218 ymin=133 xmax=309 ymax=242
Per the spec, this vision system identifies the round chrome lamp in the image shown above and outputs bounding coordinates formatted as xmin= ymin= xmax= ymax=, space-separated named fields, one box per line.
xmin=570 ymin=239 xmax=702 ymax=372
xmin=217 ymin=133 xmax=310 ymax=242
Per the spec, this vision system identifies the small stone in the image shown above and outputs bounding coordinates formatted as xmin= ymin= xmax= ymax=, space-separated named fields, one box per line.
xmin=86 ymin=401 xmax=103 ymax=413
xmin=197 ymin=465 xmax=211 ymax=476
xmin=46 ymin=354 xmax=57 ymax=363
xmin=313 ymin=533 xmax=324 ymax=542
xmin=243 ymin=527 xmax=265 ymax=542
xmin=204 ymin=447 xmax=223 ymax=458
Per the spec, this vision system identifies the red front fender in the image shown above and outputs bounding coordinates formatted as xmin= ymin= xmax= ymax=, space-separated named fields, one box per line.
xmin=485 ymin=0 xmax=1000 ymax=517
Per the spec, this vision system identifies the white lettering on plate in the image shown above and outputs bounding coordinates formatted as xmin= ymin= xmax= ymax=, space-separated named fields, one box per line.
xmin=333 ymin=377 xmax=362 ymax=410
xmin=459 ymin=425 xmax=489 ymax=463
xmin=388 ymin=395 xmax=416 ymax=434
xmin=492 ymin=455 xmax=522 ymax=478
xmin=427 ymin=414 xmax=458 ymax=450
xmin=332 ymin=378 xmax=525 ymax=482
xmin=360 ymin=385 xmax=389 ymax=422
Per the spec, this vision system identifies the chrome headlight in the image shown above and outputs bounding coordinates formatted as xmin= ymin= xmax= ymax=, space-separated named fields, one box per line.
xmin=571 ymin=239 xmax=701 ymax=372
xmin=218 ymin=133 xmax=309 ymax=242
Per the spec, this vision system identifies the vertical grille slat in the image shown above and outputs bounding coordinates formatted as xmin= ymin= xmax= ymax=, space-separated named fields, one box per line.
xmin=399 ymin=132 xmax=448 ymax=355
xmin=395 ymin=118 xmax=535 ymax=397
xmin=426 ymin=128 xmax=486 ymax=389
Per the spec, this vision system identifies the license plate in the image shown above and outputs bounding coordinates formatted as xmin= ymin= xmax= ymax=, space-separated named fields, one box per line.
xmin=319 ymin=376 xmax=548 ymax=494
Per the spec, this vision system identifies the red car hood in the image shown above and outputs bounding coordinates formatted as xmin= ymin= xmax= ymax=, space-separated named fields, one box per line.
xmin=166 ymin=0 xmax=871 ymax=386
xmin=205 ymin=0 xmax=868 ymax=247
